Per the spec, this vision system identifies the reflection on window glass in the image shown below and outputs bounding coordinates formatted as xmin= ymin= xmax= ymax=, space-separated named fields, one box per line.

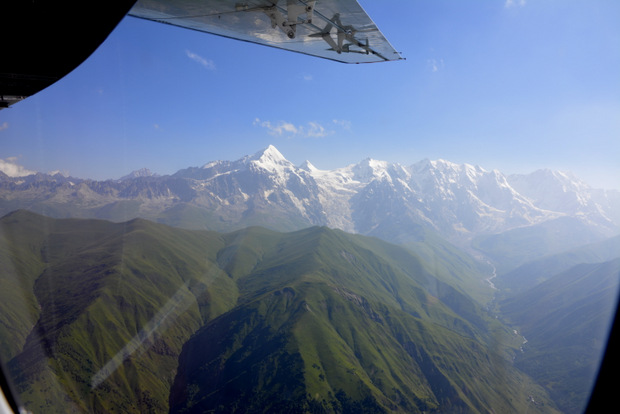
xmin=1 ymin=1 xmax=619 ymax=413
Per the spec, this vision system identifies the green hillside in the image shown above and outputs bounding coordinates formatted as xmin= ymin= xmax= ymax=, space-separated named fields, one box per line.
xmin=393 ymin=229 xmax=493 ymax=305
xmin=0 ymin=211 xmax=558 ymax=413
xmin=500 ymin=259 xmax=620 ymax=414
xmin=1 ymin=210 xmax=236 ymax=413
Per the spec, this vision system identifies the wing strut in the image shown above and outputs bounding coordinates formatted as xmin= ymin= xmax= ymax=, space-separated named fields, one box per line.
xmin=308 ymin=12 xmax=385 ymax=60
xmin=237 ymin=0 xmax=315 ymax=39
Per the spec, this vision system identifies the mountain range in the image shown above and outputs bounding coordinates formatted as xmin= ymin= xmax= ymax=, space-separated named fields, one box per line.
xmin=0 ymin=211 xmax=560 ymax=413
xmin=1 ymin=146 xmax=619 ymax=413
xmin=2 ymin=145 xmax=618 ymax=274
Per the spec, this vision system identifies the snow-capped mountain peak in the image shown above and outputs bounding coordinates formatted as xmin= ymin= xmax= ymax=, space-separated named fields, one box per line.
xmin=507 ymin=169 xmax=596 ymax=215
xmin=299 ymin=160 xmax=319 ymax=173
xmin=251 ymin=145 xmax=286 ymax=162
xmin=247 ymin=145 xmax=293 ymax=173
xmin=5 ymin=146 xmax=617 ymax=250
xmin=348 ymin=158 xmax=392 ymax=182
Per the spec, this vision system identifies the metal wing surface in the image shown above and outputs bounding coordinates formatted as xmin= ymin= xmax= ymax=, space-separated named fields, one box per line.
xmin=129 ymin=0 xmax=403 ymax=63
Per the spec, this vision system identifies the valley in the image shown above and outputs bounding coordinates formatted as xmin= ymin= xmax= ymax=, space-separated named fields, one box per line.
xmin=1 ymin=147 xmax=619 ymax=413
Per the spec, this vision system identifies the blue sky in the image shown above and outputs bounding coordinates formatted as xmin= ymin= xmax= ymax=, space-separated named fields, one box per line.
xmin=1 ymin=0 xmax=619 ymax=189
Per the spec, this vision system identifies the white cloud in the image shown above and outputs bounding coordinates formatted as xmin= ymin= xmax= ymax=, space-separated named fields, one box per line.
xmin=254 ymin=118 xmax=339 ymax=138
xmin=306 ymin=122 xmax=328 ymax=138
xmin=185 ymin=50 xmax=216 ymax=70
xmin=333 ymin=119 xmax=351 ymax=130
xmin=278 ymin=122 xmax=299 ymax=135
xmin=427 ymin=58 xmax=444 ymax=72
xmin=0 ymin=122 xmax=8 ymax=131
xmin=0 ymin=157 xmax=36 ymax=177
xmin=505 ymin=0 xmax=526 ymax=8
xmin=254 ymin=118 xmax=299 ymax=136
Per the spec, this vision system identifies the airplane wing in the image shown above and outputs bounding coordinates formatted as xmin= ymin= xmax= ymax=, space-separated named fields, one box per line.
xmin=1 ymin=0 xmax=402 ymax=109
xmin=129 ymin=0 xmax=404 ymax=63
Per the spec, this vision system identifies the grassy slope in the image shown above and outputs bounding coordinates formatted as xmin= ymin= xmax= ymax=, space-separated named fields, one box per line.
xmin=500 ymin=259 xmax=620 ymax=414
xmin=1 ymin=211 xmax=237 ymax=413
xmin=171 ymin=227 xmax=558 ymax=413
xmin=364 ymin=219 xmax=494 ymax=305
xmin=0 ymin=211 xmax=49 ymax=359
xmin=0 ymin=212 xmax=559 ymax=413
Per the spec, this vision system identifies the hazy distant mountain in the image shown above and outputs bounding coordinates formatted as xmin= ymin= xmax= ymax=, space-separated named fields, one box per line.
xmin=1 ymin=145 xmax=618 ymax=270
xmin=0 ymin=211 xmax=559 ymax=413
xmin=119 ymin=168 xmax=159 ymax=181
xmin=496 ymin=234 xmax=620 ymax=294
xmin=508 ymin=169 xmax=620 ymax=231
